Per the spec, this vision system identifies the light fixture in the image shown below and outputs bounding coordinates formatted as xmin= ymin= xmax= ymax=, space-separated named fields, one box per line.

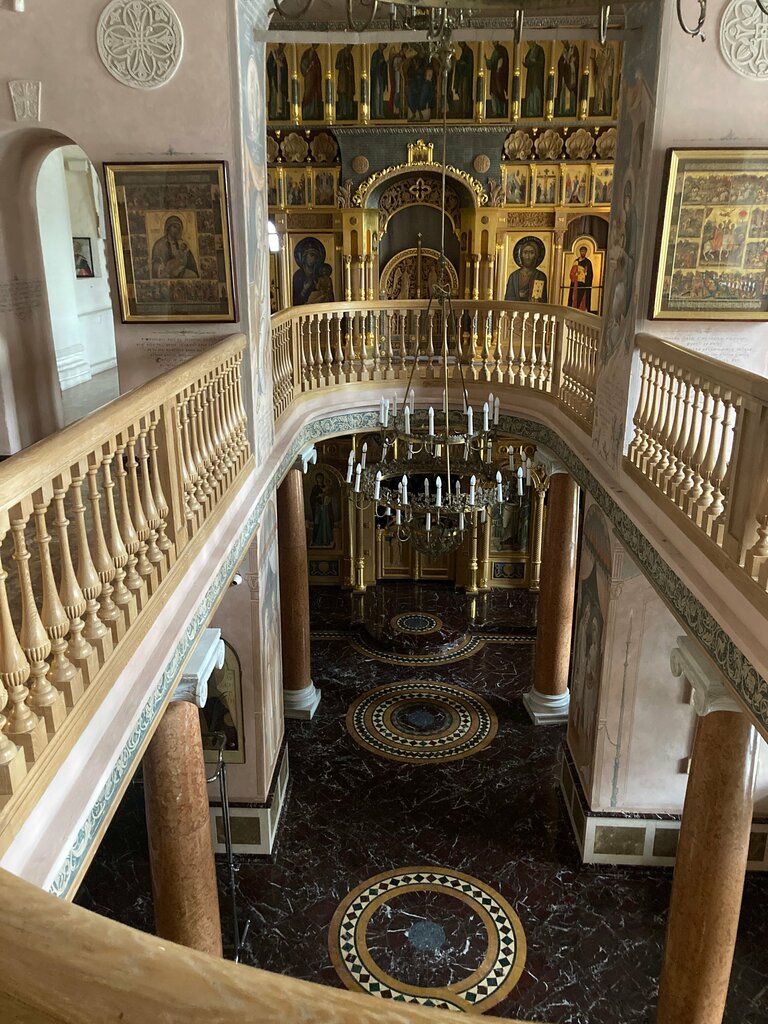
xmin=267 ymin=219 xmax=281 ymax=253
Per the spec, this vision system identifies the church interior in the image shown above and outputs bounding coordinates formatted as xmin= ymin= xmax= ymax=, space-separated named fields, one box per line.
xmin=0 ymin=2 xmax=768 ymax=1024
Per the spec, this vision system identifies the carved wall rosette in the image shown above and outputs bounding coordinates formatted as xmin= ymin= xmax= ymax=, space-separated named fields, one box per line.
xmin=96 ymin=0 xmax=184 ymax=90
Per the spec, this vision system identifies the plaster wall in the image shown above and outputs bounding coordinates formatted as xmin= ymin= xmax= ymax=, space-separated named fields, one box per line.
xmin=638 ymin=0 xmax=768 ymax=377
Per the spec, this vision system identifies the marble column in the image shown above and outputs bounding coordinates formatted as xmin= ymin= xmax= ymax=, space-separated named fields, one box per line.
xmin=524 ymin=469 xmax=579 ymax=725
xmin=277 ymin=466 xmax=321 ymax=720
xmin=143 ymin=631 xmax=224 ymax=957
xmin=657 ymin=636 xmax=758 ymax=1024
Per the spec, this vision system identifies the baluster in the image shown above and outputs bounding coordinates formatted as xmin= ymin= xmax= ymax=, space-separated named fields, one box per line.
xmin=147 ymin=418 xmax=173 ymax=555
xmin=686 ymin=388 xmax=714 ymax=506
xmin=233 ymin=355 xmax=249 ymax=461
xmin=676 ymin=382 xmax=704 ymax=502
xmin=360 ymin=309 xmax=371 ymax=381
xmin=530 ymin=312 xmax=541 ymax=388
xmin=518 ymin=312 xmax=530 ymax=388
xmin=646 ymin=364 xmax=672 ymax=472
xmin=507 ymin=311 xmax=519 ymax=384
xmin=33 ymin=500 xmax=82 ymax=709
xmin=0 ymin=536 xmax=46 ymax=764
xmin=51 ymin=484 xmax=94 ymax=666
xmin=85 ymin=458 xmax=119 ymax=626
xmin=383 ymin=312 xmax=394 ymax=377
xmin=207 ymin=374 xmax=228 ymax=483
xmin=187 ymin=387 xmax=209 ymax=504
xmin=562 ymin=321 xmax=576 ymax=407
xmin=137 ymin=427 xmax=163 ymax=565
xmin=659 ymin=373 xmax=686 ymax=489
xmin=372 ymin=309 xmax=382 ymax=378
xmin=480 ymin=312 xmax=491 ymax=380
xmin=199 ymin=384 xmax=219 ymax=494
xmin=10 ymin=509 xmax=65 ymax=739
xmin=707 ymin=397 xmax=737 ymax=525
xmin=494 ymin=311 xmax=504 ymax=382
xmin=696 ymin=393 xmax=725 ymax=516
xmin=323 ymin=312 xmax=333 ymax=383
xmin=219 ymin=366 xmax=239 ymax=474
xmin=667 ymin=377 xmax=696 ymax=494
xmin=70 ymin=472 xmax=109 ymax=648
xmin=177 ymin=397 xmax=200 ymax=519
xmin=210 ymin=373 xmax=233 ymax=483
xmin=0 ymin=635 xmax=26 ymax=795
xmin=299 ymin=317 xmax=311 ymax=384
xmin=126 ymin=437 xmax=153 ymax=578
xmin=100 ymin=452 xmax=133 ymax=618
xmin=334 ymin=312 xmax=345 ymax=380
xmin=632 ymin=358 xmax=657 ymax=462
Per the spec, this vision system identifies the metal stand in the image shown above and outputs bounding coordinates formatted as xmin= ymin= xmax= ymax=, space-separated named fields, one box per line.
xmin=206 ymin=734 xmax=251 ymax=962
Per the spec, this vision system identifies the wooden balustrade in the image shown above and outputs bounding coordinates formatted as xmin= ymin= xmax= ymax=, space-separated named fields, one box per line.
xmin=626 ymin=333 xmax=768 ymax=595
xmin=0 ymin=336 xmax=252 ymax=831
xmin=271 ymin=300 xmax=600 ymax=430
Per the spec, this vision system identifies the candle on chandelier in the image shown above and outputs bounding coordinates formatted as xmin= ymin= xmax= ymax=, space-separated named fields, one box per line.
xmin=469 ymin=475 xmax=476 ymax=505
xmin=402 ymin=475 xmax=409 ymax=504
xmin=361 ymin=442 xmax=368 ymax=469
xmin=409 ymin=388 xmax=415 ymax=414
xmin=494 ymin=397 xmax=500 ymax=425
xmin=483 ymin=402 xmax=489 ymax=432
xmin=383 ymin=399 xmax=390 ymax=428
xmin=436 ymin=476 xmax=442 ymax=507
xmin=404 ymin=404 xmax=410 ymax=434
xmin=354 ymin=464 xmax=362 ymax=492
xmin=425 ymin=512 xmax=431 ymax=533
xmin=393 ymin=393 xmax=398 ymax=417
xmin=407 ymin=442 xmax=414 ymax=460
xmin=455 ymin=479 xmax=460 ymax=497
xmin=496 ymin=470 xmax=503 ymax=503
xmin=374 ymin=471 xmax=382 ymax=501
xmin=424 ymin=478 xmax=430 ymax=497
xmin=428 ymin=406 xmax=435 ymax=436
xmin=346 ymin=450 xmax=354 ymax=483
xmin=459 ymin=512 xmax=465 ymax=531
xmin=467 ymin=405 xmax=474 ymax=434
xmin=382 ymin=440 xmax=389 ymax=460
xmin=379 ymin=397 xmax=385 ymax=424
xmin=442 ymin=387 xmax=448 ymax=415
xmin=517 ymin=466 xmax=524 ymax=496
xmin=395 ymin=508 xmax=401 ymax=525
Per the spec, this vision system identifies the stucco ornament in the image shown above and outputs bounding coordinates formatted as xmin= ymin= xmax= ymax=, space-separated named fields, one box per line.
xmin=720 ymin=0 xmax=768 ymax=80
xmin=565 ymin=128 xmax=594 ymax=160
xmin=311 ymin=131 xmax=339 ymax=163
xmin=503 ymin=130 xmax=533 ymax=161
xmin=281 ymin=131 xmax=309 ymax=163
xmin=8 ymin=80 xmax=41 ymax=121
xmin=595 ymin=127 xmax=617 ymax=159
xmin=473 ymin=153 xmax=491 ymax=173
xmin=535 ymin=129 xmax=564 ymax=161
xmin=97 ymin=0 xmax=184 ymax=91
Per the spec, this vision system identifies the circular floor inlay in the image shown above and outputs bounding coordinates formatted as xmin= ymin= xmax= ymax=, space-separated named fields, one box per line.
xmin=346 ymin=680 xmax=497 ymax=763
xmin=329 ymin=866 xmax=527 ymax=1013
xmin=392 ymin=612 xmax=443 ymax=635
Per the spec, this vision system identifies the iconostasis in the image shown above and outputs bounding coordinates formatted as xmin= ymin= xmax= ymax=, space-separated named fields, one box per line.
xmin=265 ymin=39 xmax=620 ymax=316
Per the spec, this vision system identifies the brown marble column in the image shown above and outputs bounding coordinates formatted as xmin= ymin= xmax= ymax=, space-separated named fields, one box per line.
xmin=277 ymin=467 xmax=320 ymax=719
xmin=657 ymin=639 xmax=758 ymax=1024
xmin=524 ymin=469 xmax=579 ymax=724
xmin=143 ymin=699 xmax=222 ymax=957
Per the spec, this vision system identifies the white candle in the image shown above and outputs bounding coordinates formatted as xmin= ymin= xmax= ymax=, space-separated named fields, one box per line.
xmin=407 ymin=443 xmax=414 ymax=460
xmin=409 ymin=388 xmax=415 ymax=414
xmin=496 ymin=470 xmax=503 ymax=503
xmin=436 ymin=477 xmax=442 ymax=507
xmin=361 ymin=442 xmax=368 ymax=469
xmin=469 ymin=475 xmax=476 ymax=505
xmin=384 ymin=399 xmax=390 ymax=427
xmin=385 ymin=505 xmax=391 ymax=516
xmin=483 ymin=402 xmax=489 ymax=432
xmin=395 ymin=508 xmax=401 ymax=525
xmin=346 ymin=450 xmax=354 ymax=483
xmin=480 ymin=508 xmax=486 ymax=524
xmin=354 ymin=464 xmax=362 ymax=492
xmin=404 ymin=405 xmax=411 ymax=434
xmin=494 ymin=397 xmax=500 ymax=425
xmin=374 ymin=471 xmax=382 ymax=501
xmin=382 ymin=440 xmax=389 ymax=460
xmin=402 ymin=475 xmax=408 ymax=505
xmin=393 ymin=393 xmax=398 ymax=417
xmin=424 ymin=478 xmax=430 ymax=497
xmin=455 ymin=479 xmax=460 ymax=497
xmin=517 ymin=467 xmax=524 ymax=496
xmin=459 ymin=512 xmax=465 ymax=531
xmin=428 ymin=406 xmax=435 ymax=435
xmin=425 ymin=512 xmax=431 ymax=532
xmin=467 ymin=405 xmax=474 ymax=434
xmin=379 ymin=397 xmax=385 ymax=424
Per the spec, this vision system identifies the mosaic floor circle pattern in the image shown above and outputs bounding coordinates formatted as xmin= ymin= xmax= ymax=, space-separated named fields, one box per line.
xmin=329 ymin=866 xmax=527 ymax=1013
xmin=391 ymin=611 xmax=443 ymax=635
xmin=346 ymin=680 xmax=497 ymax=763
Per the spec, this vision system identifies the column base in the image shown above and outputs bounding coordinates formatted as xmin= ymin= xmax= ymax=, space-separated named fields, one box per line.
xmin=523 ymin=687 xmax=570 ymax=725
xmin=284 ymin=681 xmax=321 ymax=720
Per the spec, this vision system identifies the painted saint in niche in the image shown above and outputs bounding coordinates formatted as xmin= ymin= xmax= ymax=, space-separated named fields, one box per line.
xmin=522 ymin=42 xmax=545 ymax=118
xmin=335 ymin=44 xmax=357 ymax=120
xmin=300 ymin=43 xmax=323 ymax=120
xmin=505 ymin=236 xmax=548 ymax=303
xmin=568 ymin=246 xmax=594 ymax=312
xmin=590 ymin=43 xmax=615 ymax=117
xmin=406 ymin=44 xmax=435 ymax=121
xmin=370 ymin=42 xmax=389 ymax=119
xmin=389 ymin=44 xmax=409 ymax=118
xmin=556 ymin=41 xmax=580 ymax=117
xmin=292 ymin=236 xmax=334 ymax=305
xmin=451 ymin=41 xmax=475 ymax=119
xmin=266 ymin=43 xmax=289 ymax=120
xmin=485 ymin=42 xmax=509 ymax=118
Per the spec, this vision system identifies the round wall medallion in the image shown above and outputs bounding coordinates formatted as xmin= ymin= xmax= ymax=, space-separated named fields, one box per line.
xmin=391 ymin=612 xmax=442 ymax=635
xmin=346 ymin=679 xmax=497 ymax=763
xmin=720 ymin=0 xmax=768 ymax=80
xmin=473 ymin=154 xmax=491 ymax=174
xmin=97 ymin=0 xmax=184 ymax=90
xmin=351 ymin=154 xmax=370 ymax=174
xmin=330 ymin=866 xmax=526 ymax=1012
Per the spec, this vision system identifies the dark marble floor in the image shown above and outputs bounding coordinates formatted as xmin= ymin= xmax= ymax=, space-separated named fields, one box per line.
xmin=76 ymin=581 xmax=768 ymax=1024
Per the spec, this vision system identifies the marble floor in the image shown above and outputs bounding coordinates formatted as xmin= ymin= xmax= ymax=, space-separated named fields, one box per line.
xmin=75 ymin=582 xmax=768 ymax=1023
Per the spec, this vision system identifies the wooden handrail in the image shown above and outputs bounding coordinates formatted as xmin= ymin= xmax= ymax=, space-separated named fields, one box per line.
xmin=636 ymin=331 xmax=768 ymax=403
xmin=0 ymin=867 xmax=546 ymax=1024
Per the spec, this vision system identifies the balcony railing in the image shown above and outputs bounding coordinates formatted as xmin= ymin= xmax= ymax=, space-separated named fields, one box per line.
xmin=271 ymin=300 xmax=601 ymax=433
xmin=0 ymin=335 xmax=252 ymax=845
xmin=626 ymin=333 xmax=768 ymax=600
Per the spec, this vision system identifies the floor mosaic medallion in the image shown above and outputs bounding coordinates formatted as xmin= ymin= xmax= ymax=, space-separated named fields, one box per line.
xmin=329 ymin=866 xmax=527 ymax=1013
xmin=391 ymin=611 xmax=443 ymax=635
xmin=346 ymin=680 xmax=497 ymax=763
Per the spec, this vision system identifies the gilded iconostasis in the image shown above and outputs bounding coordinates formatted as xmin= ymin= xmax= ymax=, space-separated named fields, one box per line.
xmin=265 ymin=38 xmax=620 ymax=316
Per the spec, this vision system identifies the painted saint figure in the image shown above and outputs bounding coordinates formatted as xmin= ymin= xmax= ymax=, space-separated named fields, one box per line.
xmin=556 ymin=41 xmax=580 ymax=117
xmin=292 ymin=236 xmax=326 ymax=306
xmin=370 ymin=43 xmax=389 ymax=119
xmin=505 ymin=236 xmax=548 ymax=303
xmin=591 ymin=43 xmax=615 ymax=116
xmin=568 ymin=246 xmax=594 ymax=311
xmin=309 ymin=472 xmax=335 ymax=548
xmin=266 ymin=43 xmax=289 ymax=120
xmin=451 ymin=41 xmax=475 ymax=119
xmin=522 ymin=42 xmax=545 ymax=118
xmin=485 ymin=42 xmax=509 ymax=118
xmin=335 ymin=44 xmax=357 ymax=120
xmin=300 ymin=43 xmax=323 ymax=120
xmin=151 ymin=216 xmax=199 ymax=279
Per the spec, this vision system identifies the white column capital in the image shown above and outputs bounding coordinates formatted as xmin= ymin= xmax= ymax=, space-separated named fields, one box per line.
xmin=670 ymin=635 xmax=742 ymax=717
xmin=173 ymin=628 xmax=225 ymax=709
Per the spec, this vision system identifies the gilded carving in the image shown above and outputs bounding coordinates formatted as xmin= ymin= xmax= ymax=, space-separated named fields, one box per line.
xmin=535 ymin=129 xmax=564 ymax=161
xmin=379 ymin=247 xmax=459 ymax=300
xmin=375 ymin=175 xmax=463 ymax=232
xmin=281 ymin=131 xmax=309 ymax=163
xmin=504 ymin=130 xmax=534 ymax=161
xmin=352 ymin=161 xmax=487 ymax=209
xmin=310 ymin=131 xmax=339 ymax=163
xmin=595 ymin=127 xmax=617 ymax=159
xmin=565 ymin=128 xmax=595 ymax=160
